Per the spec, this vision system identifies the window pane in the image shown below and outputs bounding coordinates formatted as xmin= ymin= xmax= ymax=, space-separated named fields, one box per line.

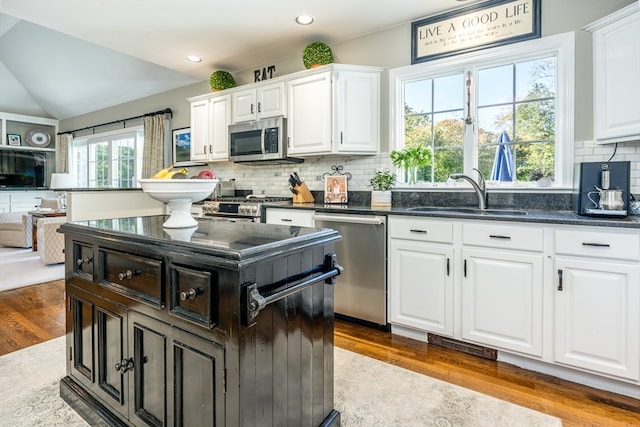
xmin=515 ymin=99 xmax=556 ymax=142
xmin=434 ymin=74 xmax=463 ymax=112
xmin=405 ymin=113 xmax=432 ymax=146
xmin=405 ymin=79 xmax=432 ymax=114
xmin=477 ymin=105 xmax=513 ymax=145
xmin=478 ymin=65 xmax=513 ymax=105
xmin=433 ymin=112 xmax=464 ymax=148
xmin=433 ymin=148 xmax=463 ymax=182
xmin=515 ymin=58 xmax=556 ymax=101
xmin=515 ymin=142 xmax=555 ymax=181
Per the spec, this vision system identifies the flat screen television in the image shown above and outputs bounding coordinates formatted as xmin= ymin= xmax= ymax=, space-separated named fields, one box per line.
xmin=0 ymin=149 xmax=50 ymax=188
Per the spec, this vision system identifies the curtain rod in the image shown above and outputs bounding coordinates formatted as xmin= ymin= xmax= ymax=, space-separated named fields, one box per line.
xmin=57 ymin=108 xmax=172 ymax=136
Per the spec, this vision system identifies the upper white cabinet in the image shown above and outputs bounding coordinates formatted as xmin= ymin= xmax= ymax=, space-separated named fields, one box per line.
xmin=585 ymin=4 xmax=640 ymax=144
xmin=232 ymin=81 xmax=285 ymax=123
xmin=287 ymin=64 xmax=382 ymax=156
xmin=188 ymin=94 xmax=230 ymax=162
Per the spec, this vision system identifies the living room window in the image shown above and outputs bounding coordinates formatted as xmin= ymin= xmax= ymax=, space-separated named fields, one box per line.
xmin=389 ymin=32 xmax=574 ymax=188
xmin=70 ymin=127 xmax=143 ymax=188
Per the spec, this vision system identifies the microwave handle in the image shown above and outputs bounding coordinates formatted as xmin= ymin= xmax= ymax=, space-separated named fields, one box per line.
xmin=261 ymin=129 xmax=267 ymax=154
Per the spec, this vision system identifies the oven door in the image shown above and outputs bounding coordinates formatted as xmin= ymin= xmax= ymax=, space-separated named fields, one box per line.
xmin=203 ymin=214 xmax=257 ymax=223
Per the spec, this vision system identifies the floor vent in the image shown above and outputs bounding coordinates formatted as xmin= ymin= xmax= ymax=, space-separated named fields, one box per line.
xmin=427 ymin=333 xmax=498 ymax=360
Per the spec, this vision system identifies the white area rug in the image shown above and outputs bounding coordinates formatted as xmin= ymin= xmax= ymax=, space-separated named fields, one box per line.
xmin=0 ymin=248 xmax=64 ymax=292
xmin=0 ymin=338 xmax=563 ymax=426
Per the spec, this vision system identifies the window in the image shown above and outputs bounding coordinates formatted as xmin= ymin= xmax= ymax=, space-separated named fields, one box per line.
xmin=70 ymin=127 xmax=144 ymax=188
xmin=390 ymin=32 xmax=574 ymax=188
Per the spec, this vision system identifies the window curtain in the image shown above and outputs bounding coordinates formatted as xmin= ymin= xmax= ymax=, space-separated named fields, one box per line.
xmin=56 ymin=133 xmax=73 ymax=173
xmin=142 ymin=114 xmax=166 ymax=178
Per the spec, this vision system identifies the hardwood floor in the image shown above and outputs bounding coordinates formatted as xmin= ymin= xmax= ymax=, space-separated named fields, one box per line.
xmin=1 ymin=281 xmax=638 ymax=426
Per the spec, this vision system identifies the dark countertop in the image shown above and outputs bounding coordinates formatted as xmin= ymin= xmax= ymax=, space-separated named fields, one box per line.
xmin=265 ymin=202 xmax=640 ymax=229
xmin=60 ymin=215 xmax=340 ymax=262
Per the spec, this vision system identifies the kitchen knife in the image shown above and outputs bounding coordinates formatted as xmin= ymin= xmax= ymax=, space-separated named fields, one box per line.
xmin=289 ymin=186 xmax=298 ymax=194
xmin=293 ymin=172 xmax=302 ymax=185
xmin=288 ymin=174 xmax=297 ymax=187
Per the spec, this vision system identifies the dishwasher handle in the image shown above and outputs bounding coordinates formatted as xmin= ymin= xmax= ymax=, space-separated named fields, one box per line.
xmin=313 ymin=214 xmax=385 ymax=225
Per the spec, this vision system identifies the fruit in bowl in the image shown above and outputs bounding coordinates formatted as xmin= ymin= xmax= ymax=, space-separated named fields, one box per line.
xmin=139 ymin=171 xmax=218 ymax=228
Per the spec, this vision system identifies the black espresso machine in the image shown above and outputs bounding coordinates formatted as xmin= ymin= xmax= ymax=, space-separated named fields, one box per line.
xmin=574 ymin=161 xmax=630 ymax=217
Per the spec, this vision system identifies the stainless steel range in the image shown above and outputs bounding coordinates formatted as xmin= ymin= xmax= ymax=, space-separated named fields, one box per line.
xmin=202 ymin=195 xmax=292 ymax=221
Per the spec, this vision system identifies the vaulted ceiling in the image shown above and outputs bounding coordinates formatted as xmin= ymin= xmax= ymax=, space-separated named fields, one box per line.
xmin=0 ymin=0 xmax=476 ymax=120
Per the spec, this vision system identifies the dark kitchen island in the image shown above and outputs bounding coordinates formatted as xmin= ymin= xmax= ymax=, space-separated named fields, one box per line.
xmin=59 ymin=216 xmax=342 ymax=427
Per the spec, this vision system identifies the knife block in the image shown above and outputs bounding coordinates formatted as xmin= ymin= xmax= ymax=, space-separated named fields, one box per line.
xmin=293 ymin=182 xmax=315 ymax=204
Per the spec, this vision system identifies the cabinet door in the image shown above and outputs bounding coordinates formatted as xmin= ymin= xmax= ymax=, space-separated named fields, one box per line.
xmin=389 ymin=239 xmax=454 ymax=336
xmin=190 ymin=99 xmax=211 ymax=161
xmin=69 ymin=293 xmax=96 ymax=387
xmin=334 ymin=70 xmax=379 ymax=154
xmin=209 ymin=95 xmax=230 ymax=161
xmin=287 ymin=71 xmax=332 ymax=155
xmin=257 ymin=82 xmax=285 ymax=119
xmin=232 ymin=88 xmax=257 ymax=123
xmin=554 ymin=257 xmax=640 ymax=381
xmin=592 ymin=9 xmax=640 ymax=142
xmin=462 ymin=248 xmax=544 ymax=356
xmin=169 ymin=327 xmax=225 ymax=426
xmin=128 ymin=312 xmax=169 ymax=427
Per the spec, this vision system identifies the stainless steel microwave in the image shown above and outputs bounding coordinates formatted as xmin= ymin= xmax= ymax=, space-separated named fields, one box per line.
xmin=229 ymin=117 xmax=302 ymax=164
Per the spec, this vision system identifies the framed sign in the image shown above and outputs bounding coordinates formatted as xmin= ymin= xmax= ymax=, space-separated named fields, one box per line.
xmin=411 ymin=0 xmax=541 ymax=64
xmin=324 ymin=175 xmax=348 ymax=204
xmin=172 ymin=127 xmax=194 ymax=166
xmin=7 ymin=134 xmax=21 ymax=146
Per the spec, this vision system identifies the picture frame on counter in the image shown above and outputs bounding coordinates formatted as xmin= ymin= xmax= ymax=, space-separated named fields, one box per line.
xmin=172 ymin=127 xmax=195 ymax=166
xmin=411 ymin=0 xmax=541 ymax=64
xmin=324 ymin=175 xmax=348 ymax=204
xmin=7 ymin=134 xmax=21 ymax=146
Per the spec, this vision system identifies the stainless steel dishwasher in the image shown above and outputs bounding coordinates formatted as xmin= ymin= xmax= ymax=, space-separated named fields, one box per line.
xmin=313 ymin=212 xmax=387 ymax=327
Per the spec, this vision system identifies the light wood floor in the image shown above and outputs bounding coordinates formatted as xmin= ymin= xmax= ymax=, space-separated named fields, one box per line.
xmin=1 ymin=281 xmax=638 ymax=426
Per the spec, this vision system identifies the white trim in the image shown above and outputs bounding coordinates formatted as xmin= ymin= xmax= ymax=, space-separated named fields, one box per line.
xmin=389 ymin=32 xmax=575 ymax=189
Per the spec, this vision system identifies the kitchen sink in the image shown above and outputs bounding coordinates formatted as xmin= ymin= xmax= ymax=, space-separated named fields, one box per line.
xmin=406 ymin=207 xmax=528 ymax=216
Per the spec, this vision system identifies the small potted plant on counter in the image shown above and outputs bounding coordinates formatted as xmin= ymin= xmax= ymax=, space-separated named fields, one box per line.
xmin=369 ymin=169 xmax=396 ymax=207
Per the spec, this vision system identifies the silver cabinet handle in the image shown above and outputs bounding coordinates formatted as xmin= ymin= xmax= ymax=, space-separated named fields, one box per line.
xmin=313 ymin=214 xmax=385 ymax=225
xmin=582 ymin=242 xmax=610 ymax=247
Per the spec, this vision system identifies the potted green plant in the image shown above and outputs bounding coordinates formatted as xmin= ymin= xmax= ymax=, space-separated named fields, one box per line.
xmin=302 ymin=41 xmax=334 ymax=69
xmin=390 ymin=144 xmax=432 ymax=184
xmin=529 ymin=168 xmax=553 ymax=187
xmin=209 ymin=70 xmax=236 ymax=92
xmin=369 ymin=169 xmax=396 ymax=207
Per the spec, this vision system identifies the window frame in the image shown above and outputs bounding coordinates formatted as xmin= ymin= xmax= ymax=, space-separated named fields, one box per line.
xmin=389 ymin=31 xmax=575 ymax=190
xmin=70 ymin=125 xmax=144 ymax=189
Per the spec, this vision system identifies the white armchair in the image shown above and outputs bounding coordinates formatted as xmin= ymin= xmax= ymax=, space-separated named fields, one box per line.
xmin=0 ymin=212 xmax=33 ymax=248
xmin=37 ymin=216 xmax=67 ymax=264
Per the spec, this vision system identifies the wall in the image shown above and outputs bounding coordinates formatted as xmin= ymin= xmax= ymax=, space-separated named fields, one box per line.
xmin=60 ymin=0 xmax=639 ymax=197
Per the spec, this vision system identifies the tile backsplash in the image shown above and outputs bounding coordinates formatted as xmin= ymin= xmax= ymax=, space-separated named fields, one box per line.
xmin=195 ymin=140 xmax=640 ymax=198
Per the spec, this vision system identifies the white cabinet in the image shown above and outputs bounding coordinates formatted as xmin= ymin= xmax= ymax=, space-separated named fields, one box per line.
xmin=189 ymin=94 xmax=230 ymax=162
xmin=287 ymin=65 xmax=382 ymax=156
xmin=231 ymin=82 xmax=285 ymax=123
xmin=388 ymin=216 xmax=454 ymax=337
xmin=265 ymin=208 xmax=315 ymax=227
xmin=461 ymin=222 xmax=544 ymax=357
xmin=0 ymin=112 xmax=58 ymax=151
xmin=553 ymin=227 xmax=640 ymax=382
xmin=585 ymin=4 xmax=640 ymax=144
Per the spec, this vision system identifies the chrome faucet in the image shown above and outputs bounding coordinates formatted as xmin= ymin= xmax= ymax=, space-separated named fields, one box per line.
xmin=449 ymin=168 xmax=487 ymax=209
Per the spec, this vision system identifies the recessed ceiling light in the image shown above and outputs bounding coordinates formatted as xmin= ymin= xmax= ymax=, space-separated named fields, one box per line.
xmin=186 ymin=55 xmax=202 ymax=63
xmin=295 ymin=15 xmax=314 ymax=25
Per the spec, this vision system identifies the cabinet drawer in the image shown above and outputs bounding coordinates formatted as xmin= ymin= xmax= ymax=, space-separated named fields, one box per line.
xmin=389 ymin=216 xmax=453 ymax=243
xmin=72 ymin=241 xmax=94 ymax=281
xmin=99 ymin=248 xmax=164 ymax=307
xmin=554 ymin=228 xmax=640 ymax=261
xmin=462 ymin=222 xmax=543 ymax=252
xmin=266 ymin=208 xmax=315 ymax=227
xmin=169 ymin=263 xmax=218 ymax=328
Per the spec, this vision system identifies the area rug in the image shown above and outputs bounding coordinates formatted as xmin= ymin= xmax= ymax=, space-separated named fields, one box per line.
xmin=0 ymin=338 xmax=562 ymax=427
xmin=0 ymin=248 xmax=64 ymax=292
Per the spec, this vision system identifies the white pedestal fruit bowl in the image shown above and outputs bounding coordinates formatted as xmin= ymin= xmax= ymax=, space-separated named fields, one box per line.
xmin=138 ymin=179 xmax=218 ymax=228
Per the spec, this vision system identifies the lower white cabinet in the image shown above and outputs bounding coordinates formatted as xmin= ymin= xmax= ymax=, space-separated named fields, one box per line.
xmin=388 ymin=216 xmax=454 ymax=337
xmin=265 ymin=208 xmax=315 ymax=227
xmin=553 ymin=228 xmax=640 ymax=381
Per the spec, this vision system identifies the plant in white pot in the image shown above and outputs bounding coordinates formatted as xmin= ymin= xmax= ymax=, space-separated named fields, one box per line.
xmin=369 ymin=169 xmax=396 ymax=207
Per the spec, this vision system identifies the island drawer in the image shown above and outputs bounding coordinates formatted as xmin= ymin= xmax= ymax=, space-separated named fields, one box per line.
xmin=554 ymin=228 xmax=640 ymax=261
xmin=169 ymin=263 xmax=218 ymax=328
xmin=462 ymin=222 xmax=543 ymax=252
xmin=72 ymin=241 xmax=94 ymax=281
xmin=389 ymin=216 xmax=453 ymax=243
xmin=98 ymin=248 xmax=164 ymax=307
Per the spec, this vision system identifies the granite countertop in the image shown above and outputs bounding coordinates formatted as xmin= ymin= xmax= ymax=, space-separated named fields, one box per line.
xmin=265 ymin=202 xmax=640 ymax=229
xmin=60 ymin=215 xmax=340 ymax=262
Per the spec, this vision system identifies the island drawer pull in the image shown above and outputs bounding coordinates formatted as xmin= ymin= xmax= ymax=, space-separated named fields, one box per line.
xmin=76 ymin=256 xmax=92 ymax=266
xmin=118 ymin=269 xmax=138 ymax=280
xmin=241 ymin=253 xmax=343 ymax=327
xmin=180 ymin=288 xmax=200 ymax=301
